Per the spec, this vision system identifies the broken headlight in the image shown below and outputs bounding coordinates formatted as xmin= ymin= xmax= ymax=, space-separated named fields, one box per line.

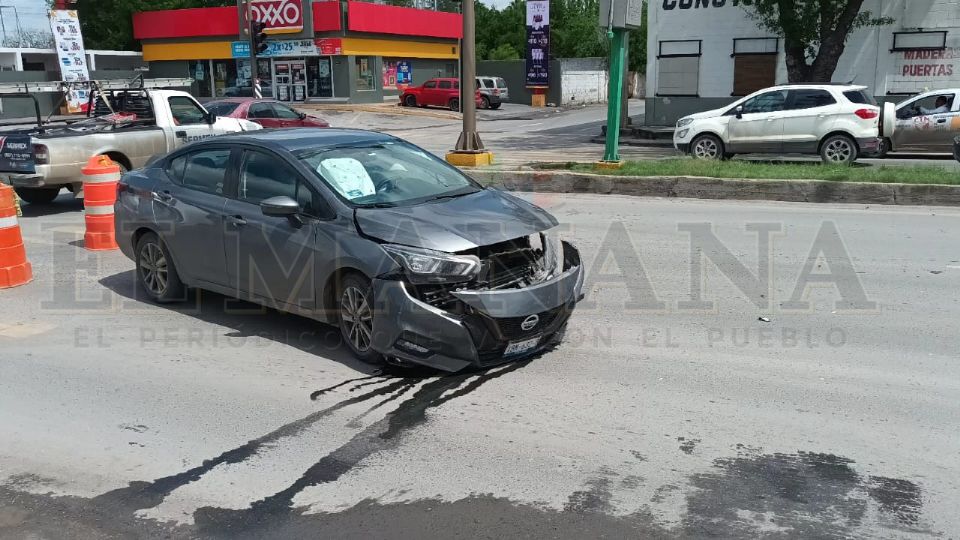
xmin=540 ymin=226 xmax=565 ymax=279
xmin=382 ymin=244 xmax=481 ymax=284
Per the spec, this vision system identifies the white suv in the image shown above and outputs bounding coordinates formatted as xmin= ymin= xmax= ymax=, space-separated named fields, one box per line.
xmin=673 ymin=84 xmax=894 ymax=164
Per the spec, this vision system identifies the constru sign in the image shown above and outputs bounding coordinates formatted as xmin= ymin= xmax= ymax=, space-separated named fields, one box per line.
xmin=250 ymin=0 xmax=304 ymax=34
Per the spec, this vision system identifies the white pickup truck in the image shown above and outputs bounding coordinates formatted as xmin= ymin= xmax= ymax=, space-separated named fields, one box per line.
xmin=0 ymin=86 xmax=260 ymax=204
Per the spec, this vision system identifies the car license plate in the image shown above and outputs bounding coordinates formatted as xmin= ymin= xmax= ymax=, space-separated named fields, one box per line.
xmin=503 ymin=336 xmax=540 ymax=357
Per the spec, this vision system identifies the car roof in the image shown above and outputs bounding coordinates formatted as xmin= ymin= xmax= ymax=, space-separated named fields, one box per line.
xmin=202 ymin=128 xmax=395 ymax=152
xmin=763 ymin=84 xmax=868 ymax=92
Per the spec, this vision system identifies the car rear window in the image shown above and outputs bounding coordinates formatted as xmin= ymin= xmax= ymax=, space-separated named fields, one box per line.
xmin=205 ymin=102 xmax=240 ymax=116
xmin=496 ymin=78 xmax=507 ymax=88
xmin=843 ymin=90 xmax=877 ymax=105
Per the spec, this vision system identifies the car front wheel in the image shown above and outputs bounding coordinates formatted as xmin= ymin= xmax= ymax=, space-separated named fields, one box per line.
xmin=820 ymin=135 xmax=858 ymax=164
xmin=449 ymin=98 xmax=460 ymax=112
xmin=690 ymin=134 xmax=724 ymax=160
xmin=338 ymin=274 xmax=382 ymax=364
xmin=136 ymin=232 xmax=186 ymax=303
xmin=403 ymin=94 xmax=417 ymax=107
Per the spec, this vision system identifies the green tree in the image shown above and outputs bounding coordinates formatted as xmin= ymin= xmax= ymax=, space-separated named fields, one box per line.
xmin=488 ymin=43 xmax=521 ymax=60
xmin=739 ymin=0 xmax=892 ymax=83
xmin=75 ymin=0 xmax=233 ymax=51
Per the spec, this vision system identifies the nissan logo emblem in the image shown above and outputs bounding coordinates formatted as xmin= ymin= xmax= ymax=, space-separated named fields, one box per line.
xmin=520 ymin=314 xmax=540 ymax=331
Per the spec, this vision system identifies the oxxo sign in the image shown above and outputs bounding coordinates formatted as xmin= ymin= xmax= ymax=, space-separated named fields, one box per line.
xmin=249 ymin=0 xmax=304 ymax=34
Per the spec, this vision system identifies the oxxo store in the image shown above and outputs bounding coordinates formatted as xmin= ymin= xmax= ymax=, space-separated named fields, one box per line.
xmin=133 ymin=0 xmax=463 ymax=103
xmin=645 ymin=0 xmax=960 ymax=125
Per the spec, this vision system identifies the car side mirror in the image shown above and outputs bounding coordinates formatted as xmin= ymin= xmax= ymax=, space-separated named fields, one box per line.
xmin=298 ymin=112 xmax=307 ymax=120
xmin=206 ymin=112 xmax=217 ymax=125
xmin=735 ymin=105 xmax=743 ymax=120
xmin=261 ymin=196 xmax=300 ymax=217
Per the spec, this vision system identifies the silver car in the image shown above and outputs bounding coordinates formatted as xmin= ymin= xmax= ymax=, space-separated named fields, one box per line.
xmin=114 ymin=129 xmax=584 ymax=372
xmin=883 ymin=89 xmax=960 ymax=155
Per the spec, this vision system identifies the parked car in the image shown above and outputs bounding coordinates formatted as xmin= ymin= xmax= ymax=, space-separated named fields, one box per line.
xmin=115 ymin=128 xmax=584 ymax=372
xmin=673 ymin=84 xmax=895 ymax=164
xmin=476 ymin=76 xmax=508 ymax=109
xmin=0 ymin=87 xmax=261 ymax=205
xmin=205 ymin=98 xmax=329 ymax=129
xmin=399 ymin=78 xmax=483 ymax=111
xmin=877 ymin=89 xmax=960 ymax=156
xmin=222 ymin=81 xmax=274 ymax=98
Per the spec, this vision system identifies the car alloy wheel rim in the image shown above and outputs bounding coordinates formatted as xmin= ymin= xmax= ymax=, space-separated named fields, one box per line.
xmin=694 ymin=139 xmax=718 ymax=159
xmin=139 ymin=242 xmax=168 ymax=295
xmin=825 ymin=140 xmax=852 ymax=162
xmin=341 ymin=286 xmax=373 ymax=353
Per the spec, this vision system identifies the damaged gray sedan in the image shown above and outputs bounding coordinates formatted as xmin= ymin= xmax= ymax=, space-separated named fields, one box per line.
xmin=115 ymin=129 xmax=584 ymax=372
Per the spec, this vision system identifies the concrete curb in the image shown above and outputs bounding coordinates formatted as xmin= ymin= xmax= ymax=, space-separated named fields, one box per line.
xmin=464 ymin=170 xmax=960 ymax=206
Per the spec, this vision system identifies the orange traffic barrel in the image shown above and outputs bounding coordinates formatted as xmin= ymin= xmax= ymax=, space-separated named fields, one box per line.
xmin=82 ymin=155 xmax=121 ymax=251
xmin=0 ymin=184 xmax=32 ymax=289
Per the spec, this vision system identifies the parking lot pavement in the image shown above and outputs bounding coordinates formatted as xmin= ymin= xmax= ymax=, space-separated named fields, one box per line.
xmin=1 ymin=192 xmax=958 ymax=538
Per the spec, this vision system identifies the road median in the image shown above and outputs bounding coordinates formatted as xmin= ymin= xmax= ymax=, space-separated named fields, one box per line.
xmin=465 ymin=169 xmax=960 ymax=206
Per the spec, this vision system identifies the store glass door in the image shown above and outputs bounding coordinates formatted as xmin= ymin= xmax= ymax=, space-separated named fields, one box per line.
xmin=308 ymin=57 xmax=334 ymax=98
xmin=272 ymin=59 xmax=308 ymax=102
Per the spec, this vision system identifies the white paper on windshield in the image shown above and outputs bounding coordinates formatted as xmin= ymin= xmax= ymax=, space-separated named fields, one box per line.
xmin=318 ymin=158 xmax=376 ymax=200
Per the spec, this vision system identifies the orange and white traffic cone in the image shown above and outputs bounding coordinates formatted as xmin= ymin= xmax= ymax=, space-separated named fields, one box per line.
xmin=0 ymin=184 xmax=33 ymax=289
xmin=82 ymin=155 xmax=121 ymax=251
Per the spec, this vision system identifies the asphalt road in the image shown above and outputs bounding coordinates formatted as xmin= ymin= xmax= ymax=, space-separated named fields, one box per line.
xmin=1 ymin=193 xmax=958 ymax=538
xmin=317 ymin=101 xmax=960 ymax=170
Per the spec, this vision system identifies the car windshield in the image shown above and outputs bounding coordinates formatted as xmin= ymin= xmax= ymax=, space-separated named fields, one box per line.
xmin=296 ymin=141 xmax=481 ymax=207
xmin=205 ymin=102 xmax=241 ymax=116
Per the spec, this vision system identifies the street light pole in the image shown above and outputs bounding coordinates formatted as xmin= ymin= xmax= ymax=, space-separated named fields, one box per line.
xmin=446 ymin=0 xmax=493 ymax=166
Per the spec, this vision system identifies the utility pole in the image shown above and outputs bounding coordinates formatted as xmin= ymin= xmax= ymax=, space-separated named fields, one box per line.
xmin=445 ymin=0 xmax=493 ymax=167
xmin=599 ymin=0 xmax=639 ymax=167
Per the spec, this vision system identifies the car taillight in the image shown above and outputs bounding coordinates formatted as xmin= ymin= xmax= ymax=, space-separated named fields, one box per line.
xmin=33 ymin=144 xmax=49 ymax=164
xmin=854 ymin=108 xmax=879 ymax=119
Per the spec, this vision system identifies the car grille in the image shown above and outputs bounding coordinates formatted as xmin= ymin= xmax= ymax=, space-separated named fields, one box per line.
xmin=490 ymin=306 xmax=565 ymax=341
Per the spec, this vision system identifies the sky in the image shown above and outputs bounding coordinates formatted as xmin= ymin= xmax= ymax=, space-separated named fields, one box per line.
xmin=0 ymin=0 xmax=50 ymax=30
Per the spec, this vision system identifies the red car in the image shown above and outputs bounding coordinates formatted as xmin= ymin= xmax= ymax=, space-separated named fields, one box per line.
xmin=204 ymin=98 xmax=329 ymax=128
xmin=399 ymin=78 xmax=483 ymax=111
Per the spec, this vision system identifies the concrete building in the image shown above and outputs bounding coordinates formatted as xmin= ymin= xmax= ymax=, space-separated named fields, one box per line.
xmin=645 ymin=0 xmax=960 ymax=125
xmin=135 ymin=0 xmax=463 ymax=104
xmin=0 ymin=48 xmax=147 ymax=119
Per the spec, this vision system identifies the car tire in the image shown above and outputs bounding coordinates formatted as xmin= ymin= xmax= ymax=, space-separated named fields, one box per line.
xmin=14 ymin=186 xmax=61 ymax=205
xmin=490 ymin=103 xmax=502 ymax=110
xmin=449 ymin=98 xmax=460 ymax=112
xmin=480 ymin=96 xmax=490 ymax=109
xmin=820 ymin=134 xmax=858 ymax=165
xmin=875 ymin=137 xmax=892 ymax=158
xmin=136 ymin=232 xmax=186 ymax=303
xmin=690 ymin=134 xmax=724 ymax=160
xmin=403 ymin=94 xmax=417 ymax=107
xmin=337 ymin=273 xmax=383 ymax=365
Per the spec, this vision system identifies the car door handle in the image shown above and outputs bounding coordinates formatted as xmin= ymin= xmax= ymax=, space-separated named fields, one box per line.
xmin=154 ymin=190 xmax=173 ymax=203
xmin=175 ymin=130 xmax=187 ymax=138
xmin=937 ymin=119 xmax=947 ymax=124
xmin=227 ymin=215 xmax=247 ymax=227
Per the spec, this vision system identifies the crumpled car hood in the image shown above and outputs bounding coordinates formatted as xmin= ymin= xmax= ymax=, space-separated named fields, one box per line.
xmin=355 ymin=189 xmax=558 ymax=252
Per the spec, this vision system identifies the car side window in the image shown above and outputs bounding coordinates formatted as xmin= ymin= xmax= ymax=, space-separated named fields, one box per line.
xmin=424 ymin=81 xmax=437 ymax=89
xmin=740 ymin=90 xmax=788 ymax=114
xmin=438 ymin=80 xmax=452 ymax=90
xmin=168 ymin=96 xmax=208 ymax=125
xmin=165 ymin=154 xmax=187 ymax=183
xmin=178 ymin=149 xmax=231 ymax=195
xmin=273 ymin=103 xmax=301 ymax=120
xmin=788 ymin=89 xmax=837 ymax=110
xmin=248 ymin=103 xmax=276 ymax=119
